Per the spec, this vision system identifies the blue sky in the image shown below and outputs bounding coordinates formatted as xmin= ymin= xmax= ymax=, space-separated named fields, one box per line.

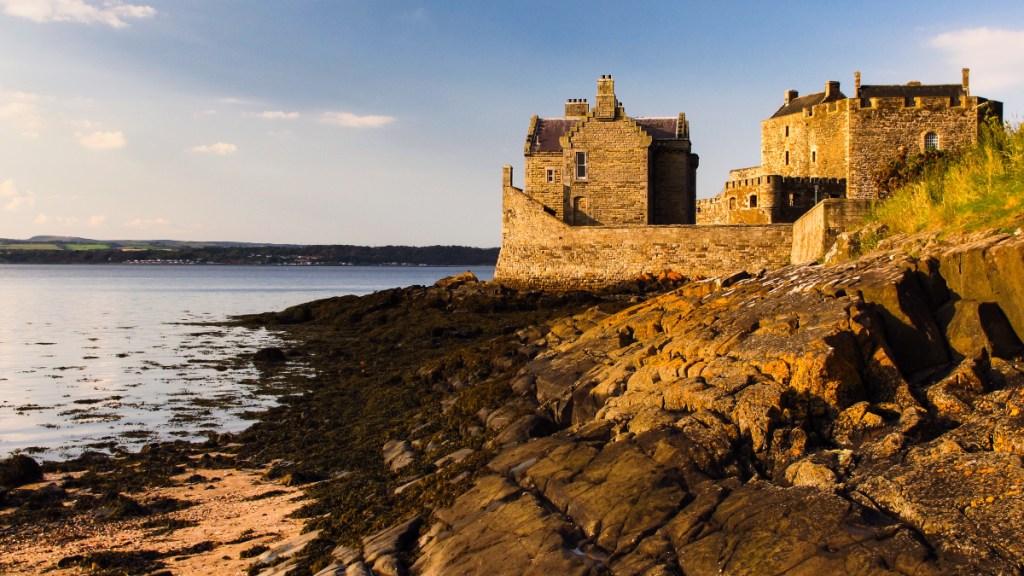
xmin=2 ymin=1 xmax=1024 ymax=246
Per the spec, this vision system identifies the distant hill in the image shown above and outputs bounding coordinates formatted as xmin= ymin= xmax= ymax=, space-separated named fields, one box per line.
xmin=0 ymin=238 xmax=499 ymax=266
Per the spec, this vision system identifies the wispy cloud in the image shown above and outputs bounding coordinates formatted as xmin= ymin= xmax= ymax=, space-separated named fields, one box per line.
xmin=218 ymin=97 xmax=252 ymax=106
xmin=320 ymin=111 xmax=396 ymax=128
xmin=88 ymin=214 xmax=106 ymax=226
xmin=125 ymin=216 xmax=169 ymax=229
xmin=0 ymin=89 xmax=43 ymax=138
xmin=256 ymin=110 xmax=300 ymax=120
xmin=187 ymin=142 xmax=237 ymax=155
xmin=929 ymin=28 xmax=1024 ymax=90
xmin=75 ymin=130 xmax=125 ymax=150
xmin=0 ymin=0 xmax=156 ymax=28
xmin=1 ymin=178 xmax=35 ymax=211
xmin=33 ymin=213 xmax=79 ymax=226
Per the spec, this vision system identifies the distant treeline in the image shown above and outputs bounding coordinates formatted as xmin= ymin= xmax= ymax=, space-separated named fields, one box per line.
xmin=0 ymin=244 xmax=500 ymax=266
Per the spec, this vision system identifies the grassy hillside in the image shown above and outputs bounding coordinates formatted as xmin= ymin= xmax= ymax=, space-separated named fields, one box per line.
xmin=867 ymin=120 xmax=1024 ymax=238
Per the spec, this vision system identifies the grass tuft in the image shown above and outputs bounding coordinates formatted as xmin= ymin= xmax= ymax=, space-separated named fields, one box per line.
xmin=867 ymin=120 xmax=1024 ymax=238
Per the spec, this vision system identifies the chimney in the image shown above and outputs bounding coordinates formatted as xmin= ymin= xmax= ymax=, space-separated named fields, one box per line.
xmin=962 ymin=67 xmax=970 ymax=96
xmin=565 ymin=98 xmax=589 ymax=119
xmin=502 ymin=165 xmax=513 ymax=189
xmin=784 ymin=90 xmax=799 ymax=105
xmin=854 ymin=71 xmax=861 ymax=98
xmin=825 ymin=81 xmax=840 ymax=100
xmin=595 ymin=75 xmax=617 ymax=119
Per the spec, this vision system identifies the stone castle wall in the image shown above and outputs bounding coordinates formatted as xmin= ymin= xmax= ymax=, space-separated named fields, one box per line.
xmin=846 ymin=96 xmax=984 ymax=199
xmin=563 ymin=115 xmax=652 ymax=226
xmin=791 ymin=198 xmax=874 ymax=264
xmin=524 ymin=150 xmax=564 ymax=219
xmin=495 ymin=179 xmax=794 ymax=290
xmin=762 ymin=99 xmax=850 ymax=179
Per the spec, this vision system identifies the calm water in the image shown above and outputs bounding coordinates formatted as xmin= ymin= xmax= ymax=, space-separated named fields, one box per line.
xmin=0 ymin=264 xmax=494 ymax=460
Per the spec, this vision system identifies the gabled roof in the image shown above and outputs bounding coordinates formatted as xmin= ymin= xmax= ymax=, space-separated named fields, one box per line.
xmin=858 ymin=84 xmax=966 ymax=100
xmin=771 ymin=90 xmax=846 ymax=118
xmin=635 ymin=118 xmax=679 ymax=140
xmin=528 ymin=116 xmax=682 ymax=154
xmin=529 ymin=119 xmax=576 ymax=153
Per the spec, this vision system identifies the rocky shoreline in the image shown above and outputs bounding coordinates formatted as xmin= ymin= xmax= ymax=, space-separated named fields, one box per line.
xmin=3 ymin=230 xmax=1024 ymax=575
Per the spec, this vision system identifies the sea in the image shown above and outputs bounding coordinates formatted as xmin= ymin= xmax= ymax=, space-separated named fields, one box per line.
xmin=0 ymin=264 xmax=494 ymax=461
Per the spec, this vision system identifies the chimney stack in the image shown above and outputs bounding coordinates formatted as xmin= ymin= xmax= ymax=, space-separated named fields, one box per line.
xmin=962 ymin=67 xmax=970 ymax=96
xmin=565 ymin=98 xmax=589 ymax=118
xmin=784 ymin=90 xmax=799 ymax=105
xmin=825 ymin=81 xmax=840 ymax=99
xmin=854 ymin=71 xmax=861 ymax=98
xmin=595 ymin=75 xmax=617 ymax=119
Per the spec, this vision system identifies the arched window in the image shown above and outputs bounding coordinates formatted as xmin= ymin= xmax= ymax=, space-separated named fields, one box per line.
xmin=729 ymin=197 xmax=736 ymax=210
xmin=924 ymin=132 xmax=940 ymax=151
xmin=749 ymin=194 xmax=758 ymax=208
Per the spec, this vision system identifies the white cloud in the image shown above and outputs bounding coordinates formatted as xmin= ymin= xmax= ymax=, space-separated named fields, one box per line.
xmin=125 ymin=216 xmax=169 ymax=229
xmin=1 ymin=179 xmax=35 ymax=211
xmin=33 ymin=213 xmax=78 ymax=226
xmin=0 ymin=0 xmax=156 ymax=28
xmin=75 ymin=130 xmax=125 ymax=150
xmin=929 ymin=28 xmax=1024 ymax=90
xmin=320 ymin=111 xmax=396 ymax=128
xmin=88 ymin=214 xmax=105 ymax=226
xmin=0 ymin=89 xmax=43 ymax=138
xmin=257 ymin=110 xmax=300 ymax=120
xmin=218 ymin=97 xmax=252 ymax=106
xmin=187 ymin=142 xmax=237 ymax=155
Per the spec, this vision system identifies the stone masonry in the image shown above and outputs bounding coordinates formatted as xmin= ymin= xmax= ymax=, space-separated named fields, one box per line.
xmin=698 ymin=69 xmax=1003 ymax=225
xmin=495 ymin=71 xmax=1004 ymax=290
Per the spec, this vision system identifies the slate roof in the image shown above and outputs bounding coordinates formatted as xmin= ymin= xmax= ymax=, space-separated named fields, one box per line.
xmin=771 ymin=90 xmax=846 ymax=119
xmin=528 ymin=117 xmax=682 ymax=154
xmin=530 ymin=119 xmax=576 ymax=153
xmin=858 ymin=84 xmax=966 ymax=100
xmin=635 ymin=118 xmax=679 ymax=140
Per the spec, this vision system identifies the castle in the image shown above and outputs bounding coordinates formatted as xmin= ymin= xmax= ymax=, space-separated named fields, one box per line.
xmin=493 ymin=72 xmax=1002 ymax=290
xmin=698 ymin=69 xmax=1003 ymax=224
xmin=521 ymin=75 xmax=699 ymax=226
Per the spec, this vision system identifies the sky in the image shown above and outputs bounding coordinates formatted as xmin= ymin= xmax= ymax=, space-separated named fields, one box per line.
xmin=2 ymin=1 xmax=1024 ymax=247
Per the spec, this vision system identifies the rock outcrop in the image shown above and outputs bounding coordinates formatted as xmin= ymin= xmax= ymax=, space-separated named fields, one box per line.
xmin=401 ymin=232 xmax=1024 ymax=575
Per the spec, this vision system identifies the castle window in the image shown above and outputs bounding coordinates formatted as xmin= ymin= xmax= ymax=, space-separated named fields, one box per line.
xmin=788 ymin=193 xmax=795 ymax=207
xmin=812 ymin=150 xmax=817 ymax=163
xmin=785 ymin=151 xmax=790 ymax=165
xmin=785 ymin=126 xmax=789 ymax=137
xmin=575 ymin=151 xmax=588 ymax=179
xmin=924 ymin=132 xmax=940 ymax=151
xmin=546 ymin=169 xmax=557 ymax=183
xmin=951 ymin=96 xmax=962 ymax=107
xmin=729 ymin=197 xmax=736 ymax=210
xmin=904 ymin=97 xmax=915 ymax=108
xmin=749 ymin=194 xmax=758 ymax=208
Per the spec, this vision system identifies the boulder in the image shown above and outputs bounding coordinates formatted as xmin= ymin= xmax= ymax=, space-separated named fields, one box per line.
xmin=0 ymin=454 xmax=42 ymax=488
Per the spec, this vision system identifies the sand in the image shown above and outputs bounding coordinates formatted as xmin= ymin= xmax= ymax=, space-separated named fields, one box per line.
xmin=0 ymin=465 xmax=309 ymax=575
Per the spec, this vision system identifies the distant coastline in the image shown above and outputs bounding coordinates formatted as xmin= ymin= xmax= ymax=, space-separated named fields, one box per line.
xmin=0 ymin=237 xmax=499 ymax=266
